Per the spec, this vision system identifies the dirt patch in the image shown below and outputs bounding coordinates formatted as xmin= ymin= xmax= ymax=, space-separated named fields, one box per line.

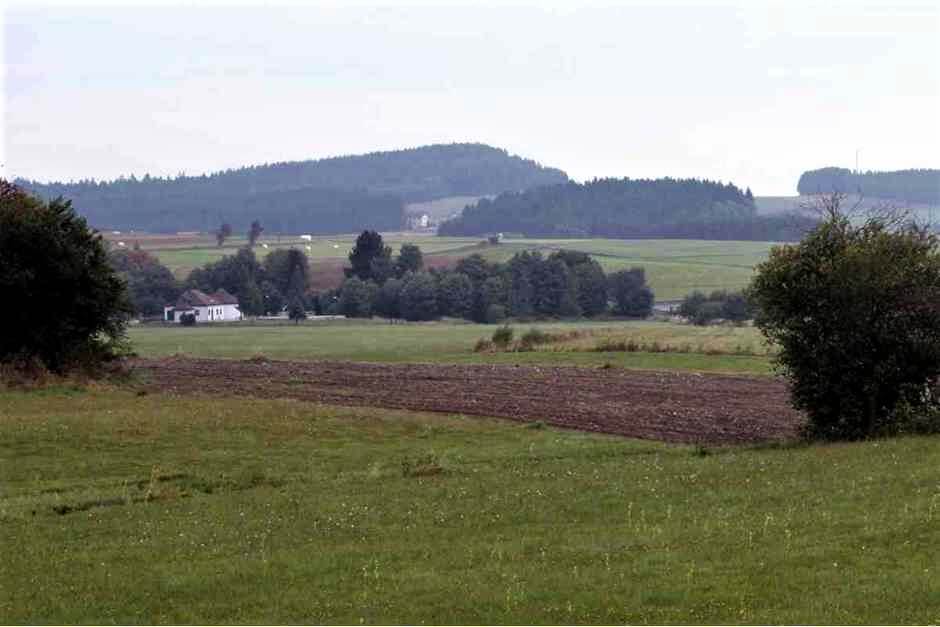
xmin=131 ymin=357 xmax=803 ymax=445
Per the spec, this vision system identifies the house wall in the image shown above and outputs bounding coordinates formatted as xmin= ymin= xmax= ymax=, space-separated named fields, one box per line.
xmin=164 ymin=303 xmax=241 ymax=323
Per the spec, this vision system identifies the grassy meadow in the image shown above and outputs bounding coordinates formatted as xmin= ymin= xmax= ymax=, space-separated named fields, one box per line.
xmin=126 ymin=233 xmax=777 ymax=301
xmin=128 ymin=319 xmax=774 ymax=375
xmin=2 ymin=388 xmax=938 ymax=624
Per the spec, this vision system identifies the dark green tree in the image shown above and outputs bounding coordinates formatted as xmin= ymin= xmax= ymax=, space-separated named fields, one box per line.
xmin=216 ymin=222 xmax=233 ymax=247
xmin=287 ymin=298 xmax=306 ymax=324
xmin=748 ymin=195 xmax=940 ymax=440
xmin=338 ymin=277 xmax=377 ymax=318
xmin=398 ymin=272 xmax=439 ymax=321
xmin=346 ymin=230 xmax=393 ymax=282
xmin=395 ymin=243 xmax=424 ymax=277
xmin=549 ymin=250 xmax=608 ymax=316
xmin=608 ymin=268 xmax=654 ymax=317
xmin=248 ymin=219 xmax=264 ymax=246
xmin=109 ymin=248 xmax=180 ymax=316
xmin=435 ymin=271 xmax=474 ymax=318
xmin=0 ymin=182 xmax=132 ymax=370
xmin=374 ymin=278 xmax=403 ymax=318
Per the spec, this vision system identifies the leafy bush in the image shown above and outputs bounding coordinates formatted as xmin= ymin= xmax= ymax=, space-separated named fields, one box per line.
xmin=679 ymin=290 xmax=753 ymax=325
xmin=491 ymin=325 xmax=514 ymax=347
xmin=179 ymin=313 xmax=197 ymax=326
xmin=0 ymin=181 xmax=132 ymax=372
xmin=398 ymin=272 xmax=439 ymax=321
xmin=608 ymin=268 xmax=654 ymax=317
xmin=749 ymin=196 xmax=940 ymax=440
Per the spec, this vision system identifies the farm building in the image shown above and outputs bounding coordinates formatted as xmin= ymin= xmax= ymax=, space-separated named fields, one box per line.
xmin=164 ymin=289 xmax=242 ymax=323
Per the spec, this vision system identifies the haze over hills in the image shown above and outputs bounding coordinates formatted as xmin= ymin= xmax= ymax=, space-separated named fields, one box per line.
xmin=17 ymin=143 xmax=568 ymax=234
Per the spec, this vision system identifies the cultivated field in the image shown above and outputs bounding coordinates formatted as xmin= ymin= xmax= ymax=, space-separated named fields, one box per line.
xmin=2 ymin=387 xmax=938 ymax=624
xmin=121 ymin=233 xmax=777 ymax=300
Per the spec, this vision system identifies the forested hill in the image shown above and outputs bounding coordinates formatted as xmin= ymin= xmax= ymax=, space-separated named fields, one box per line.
xmin=438 ymin=177 xmax=814 ymax=241
xmin=797 ymin=168 xmax=940 ymax=205
xmin=17 ymin=143 xmax=568 ymax=234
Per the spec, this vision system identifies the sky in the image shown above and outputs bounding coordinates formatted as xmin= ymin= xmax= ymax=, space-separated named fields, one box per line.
xmin=3 ymin=0 xmax=939 ymax=195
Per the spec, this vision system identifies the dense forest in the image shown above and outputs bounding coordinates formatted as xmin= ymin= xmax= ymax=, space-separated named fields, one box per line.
xmin=797 ymin=168 xmax=940 ymax=205
xmin=439 ymin=178 xmax=814 ymax=240
xmin=17 ymin=143 xmax=568 ymax=234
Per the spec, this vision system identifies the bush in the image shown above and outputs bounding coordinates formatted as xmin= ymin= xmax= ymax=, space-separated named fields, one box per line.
xmin=491 ymin=325 xmax=514 ymax=347
xmin=680 ymin=289 xmax=753 ymax=325
xmin=179 ymin=313 xmax=197 ymax=326
xmin=518 ymin=328 xmax=551 ymax=351
xmin=0 ymin=182 xmax=132 ymax=371
xmin=749 ymin=196 xmax=940 ymax=440
xmin=608 ymin=268 xmax=654 ymax=317
xmin=338 ymin=277 xmax=377 ymax=318
xmin=398 ymin=272 xmax=439 ymax=321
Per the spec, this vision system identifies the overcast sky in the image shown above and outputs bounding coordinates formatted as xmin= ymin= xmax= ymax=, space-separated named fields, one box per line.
xmin=3 ymin=1 xmax=938 ymax=195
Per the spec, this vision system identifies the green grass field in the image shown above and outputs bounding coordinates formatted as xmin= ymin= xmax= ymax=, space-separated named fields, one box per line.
xmin=128 ymin=320 xmax=773 ymax=374
xmin=2 ymin=388 xmax=938 ymax=624
xmin=142 ymin=234 xmax=776 ymax=300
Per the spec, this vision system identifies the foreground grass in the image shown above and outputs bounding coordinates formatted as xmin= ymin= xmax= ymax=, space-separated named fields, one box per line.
xmin=1 ymin=388 xmax=938 ymax=624
xmin=128 ymin=320 xmax=773 ymax=374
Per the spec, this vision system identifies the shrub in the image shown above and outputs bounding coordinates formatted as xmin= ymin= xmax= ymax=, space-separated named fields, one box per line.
xmin=338 ymin=277 xmax=377 ymax=318
xmin=398 ymin=272 xmax=439 ymax=321
xmin=608 ymin=268 xmax=654 ymax=317
xmin=491 ymin=325 xmax=514 ymax=347
xmin=749 ymin=195 xmax=940 ymax=440
xmin=179 ymin=313 xmax=197 ymax=326
xmin=0 ymin=182 xmax=132 ymax=371
xmin=518 ymin=328 xmax=551 ymax=351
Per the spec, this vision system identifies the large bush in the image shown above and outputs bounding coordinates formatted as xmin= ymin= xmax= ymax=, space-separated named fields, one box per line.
xmin=749 ymin=198 xmax=940 ymax=439
xmin=0 ymin=182 xmax=132 ymax=371
xmin=398 ymin=272 xmax=439 ymax=321
xmin=608 ymin=268 xmax=654 ymax=317
xmin=678 ymin=290 xmax=753 ymax=325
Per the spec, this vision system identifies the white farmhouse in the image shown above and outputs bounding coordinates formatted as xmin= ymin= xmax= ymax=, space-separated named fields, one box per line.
xmin=164 ymin=289 xmax=242 ymax=323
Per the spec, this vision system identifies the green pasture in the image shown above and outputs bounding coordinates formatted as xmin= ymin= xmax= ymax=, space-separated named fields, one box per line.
xmin=2 ymin=388 xmax=938 ymax=623
xmin=128 ymin=320 xmax=773 ymax=374
xmin=144 ymin=235 xmax=776 ymax=299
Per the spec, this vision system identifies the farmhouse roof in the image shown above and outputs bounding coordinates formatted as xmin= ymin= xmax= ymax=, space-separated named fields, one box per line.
xmin=211 ymin=289 xmax=239 ymax=305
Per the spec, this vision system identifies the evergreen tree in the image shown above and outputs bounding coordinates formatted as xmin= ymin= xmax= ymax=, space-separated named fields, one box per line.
xmin=346 ymin=230 xmax=392 ymax=282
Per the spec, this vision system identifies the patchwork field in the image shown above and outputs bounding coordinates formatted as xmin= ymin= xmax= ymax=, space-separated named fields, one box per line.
xmin=122 ymin=232 xmax=777 ymax=301
xmin=2 ymin=387 xmax=938 ymax=624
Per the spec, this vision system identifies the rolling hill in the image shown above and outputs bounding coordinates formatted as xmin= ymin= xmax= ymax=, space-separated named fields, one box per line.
xmin=17 ymin=143 xmax=568 ymax=234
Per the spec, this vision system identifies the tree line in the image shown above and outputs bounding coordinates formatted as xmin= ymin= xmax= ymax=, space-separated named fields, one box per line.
xmin=438 ymin=177 xmax=815 ymax=240
xmin=17 ymin=143 xmax=567 ymax=234
xmin=321 ymin=231 xmax=654 ymax=322
xmin=797 ymin=167 xmax=940 ymax=205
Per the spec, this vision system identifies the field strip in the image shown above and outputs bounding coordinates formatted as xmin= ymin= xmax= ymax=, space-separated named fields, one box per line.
xmin=132 ymin=357 xmax=802 ymax=445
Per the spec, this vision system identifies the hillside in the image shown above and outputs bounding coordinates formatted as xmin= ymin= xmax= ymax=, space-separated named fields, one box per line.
xmin=17 ymin=143 xmax=568 ymax=234
xmin=797 ymin=167 xmax=940 ymax=205
xmin=439 ymin=178 xmax=815 ymax=240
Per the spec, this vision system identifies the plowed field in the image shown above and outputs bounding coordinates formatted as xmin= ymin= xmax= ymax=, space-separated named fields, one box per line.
xmin=133 ymin=357 xmax=803 ymax=444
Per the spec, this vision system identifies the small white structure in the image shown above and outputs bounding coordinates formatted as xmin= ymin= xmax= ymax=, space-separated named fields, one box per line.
xmin=117 ymin=241 xmax=126 ymax=247
xmin=164 ymin=289 xmax=242 ymax=323
xmin=300 ymin=234 xmax=313 ymax=241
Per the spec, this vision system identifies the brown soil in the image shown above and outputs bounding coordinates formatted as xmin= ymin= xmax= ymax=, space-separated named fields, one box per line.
xmin=132 ymin=357 xmax=803 ymax=445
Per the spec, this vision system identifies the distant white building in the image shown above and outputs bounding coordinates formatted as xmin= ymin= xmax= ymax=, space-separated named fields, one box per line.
xmin=164 ymin=289 xmax=242 ymax=323
xmin=407 ymin=213 xmax=430 ymax=230
xmin=300 ymin=234 xmax=313 ymax=241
